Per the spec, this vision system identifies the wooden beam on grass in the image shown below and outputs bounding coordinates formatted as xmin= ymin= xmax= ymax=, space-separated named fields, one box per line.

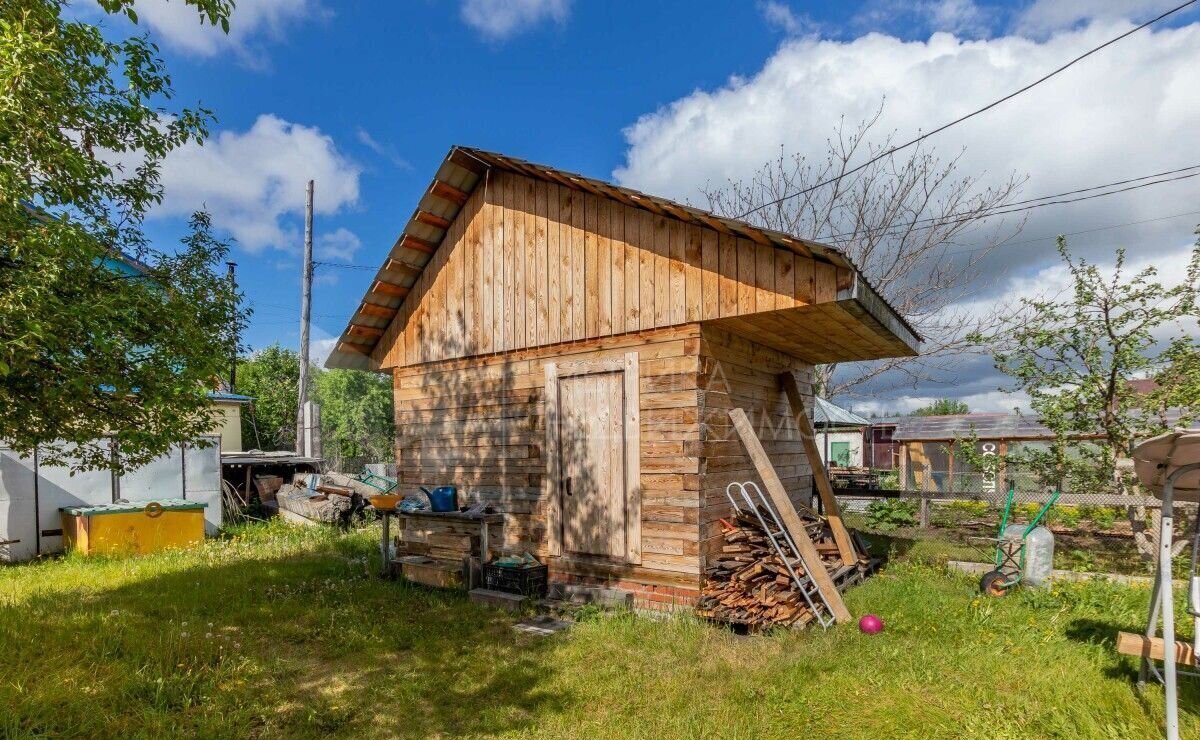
xmin=728 ymin=407 xmax=852 ymax=624
xmin=780 ymin=371 xmax=858 ymax=565
xmin=1116 ymin=632 xmax=1198 ymax=667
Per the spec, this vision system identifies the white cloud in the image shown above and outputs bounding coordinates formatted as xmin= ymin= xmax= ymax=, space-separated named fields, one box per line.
xmin=855 ymin=0 xmax=992 ymax=37
xmin=760 ymin=1 xmax=813 ymax=35
xmin=154 ymin=114 xmax=361 ymax=253
xmin=1015 ymin=0 xmax=1195 ymax=37
xmin=355 ymin=127 xmax=413 ymax=170
xmin=316 ymin=227 xmax=362 ymax=261
xmin=116 ymin=0 xmax=323 ymax=65
xmin=617 ymin=18 xmax=1200 ymax=406
xmin=616 ymin=21 xmax=1200 ymax=272
xmin=851 ymin=389 xmax=1033 ymax=417
xmin=309 ymin=332 xmax=339 ymax=368
xmin=460 ymin=0 xmax=570 ymax=40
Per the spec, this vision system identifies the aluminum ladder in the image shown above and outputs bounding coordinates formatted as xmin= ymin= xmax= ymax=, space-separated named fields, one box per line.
xmin=726 ymin=481 xmax=836 ymax=629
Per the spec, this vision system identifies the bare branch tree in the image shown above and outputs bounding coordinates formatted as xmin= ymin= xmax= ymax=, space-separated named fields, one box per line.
xmin=703 ymin=104 xmax=1027 ymax=399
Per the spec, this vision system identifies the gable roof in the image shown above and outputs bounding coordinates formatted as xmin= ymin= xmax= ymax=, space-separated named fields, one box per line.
xmin=326 ymin=145 xmax=920 ymax=370
xmin=814 ymin=397 xmax=871 ymax=428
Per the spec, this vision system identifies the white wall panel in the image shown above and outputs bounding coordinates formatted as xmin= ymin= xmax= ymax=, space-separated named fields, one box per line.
xmin=36 ymin=442 xmax=114 ymax=554
xmin=184 ymin=438 xmax=222 ymax=534
xmin=0 ymin=448 xmax=38 ymax=562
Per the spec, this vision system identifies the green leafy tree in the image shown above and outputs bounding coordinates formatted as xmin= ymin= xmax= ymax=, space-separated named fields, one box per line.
xmin=313 ymin=369 xmax=395 ymax=470
xmin=0 ymin=0 xmax=247 ymax=472
xmin=236 ymin=345 xmax=301 ymax=451
xmin=976 ymin=235 xmax=1200 ymax=558
xmin=911 ymin=398 xmax=969 ymax=416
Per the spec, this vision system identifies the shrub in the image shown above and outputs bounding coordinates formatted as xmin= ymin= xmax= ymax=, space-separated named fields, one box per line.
xmin=866 ymin=498 xmax=918 ymax=531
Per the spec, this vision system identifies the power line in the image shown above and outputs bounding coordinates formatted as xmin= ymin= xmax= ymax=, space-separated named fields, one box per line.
xmin=945 ymin=207 xmax=1200 ymax=256
xmin=817 ymin=166 xmax=1200 ymax=242
xmin=736 ymin=0 xmax=1199 ymax=220
xmin=313 ymin=260 xmax=377 ymax=271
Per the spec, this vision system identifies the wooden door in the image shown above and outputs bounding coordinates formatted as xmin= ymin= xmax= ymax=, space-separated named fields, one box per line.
xmin=557 ymin=371 xmax=626 ymax=558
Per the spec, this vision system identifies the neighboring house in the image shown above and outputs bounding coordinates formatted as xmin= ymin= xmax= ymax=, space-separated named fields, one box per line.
xmin=863 ymin=416 xmax=902 ymax=470
xmin=812 ymin=397 xmax=870 ymax=468
xmin=208 ymin=391 xmax=252 ymax=453
xmin=326 ymin=146 xmax=921 ymax=606
xmin=892 ymin=410 xmax=1197 ymax=494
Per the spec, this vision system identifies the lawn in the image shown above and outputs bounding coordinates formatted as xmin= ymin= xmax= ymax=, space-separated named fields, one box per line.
xmin=1 ymin=521 xmax=1197 ymax=739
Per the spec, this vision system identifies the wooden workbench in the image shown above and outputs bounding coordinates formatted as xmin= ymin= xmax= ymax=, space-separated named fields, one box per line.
xmin=379 ymin=508 xmax=505 ymax=577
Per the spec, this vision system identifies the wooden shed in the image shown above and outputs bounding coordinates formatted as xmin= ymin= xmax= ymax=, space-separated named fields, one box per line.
xmin=326 ymin=146 xmax=921 ymax=606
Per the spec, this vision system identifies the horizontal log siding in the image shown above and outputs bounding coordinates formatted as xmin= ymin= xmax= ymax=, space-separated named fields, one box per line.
xmin=392 ymin=325 xmax=704 ymax=591
xmin=696 ymin=325 xmax=816 ymax=572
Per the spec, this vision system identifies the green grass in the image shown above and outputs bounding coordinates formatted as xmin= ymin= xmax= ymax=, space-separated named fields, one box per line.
xmin=1 ymin=520 xmax=1197 ymax=738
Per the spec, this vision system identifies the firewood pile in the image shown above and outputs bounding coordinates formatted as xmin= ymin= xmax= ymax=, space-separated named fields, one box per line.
xmin=697 ymin=506 xmax=871 ymax=629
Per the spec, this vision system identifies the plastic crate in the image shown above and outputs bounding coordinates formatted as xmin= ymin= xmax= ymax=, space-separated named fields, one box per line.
xmin=483 ymin=562 xmax=548 ymax=598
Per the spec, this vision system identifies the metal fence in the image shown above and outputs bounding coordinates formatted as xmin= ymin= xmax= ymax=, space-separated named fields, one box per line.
xmin=832 ymin=469 xmax=1194 ymax=576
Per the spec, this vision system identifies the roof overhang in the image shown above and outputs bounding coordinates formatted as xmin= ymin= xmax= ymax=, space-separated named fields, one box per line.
xmin=703 ymin=270 xmax=920 ymax=363
xmin=326 ymin=145 xmax=921 ymax=371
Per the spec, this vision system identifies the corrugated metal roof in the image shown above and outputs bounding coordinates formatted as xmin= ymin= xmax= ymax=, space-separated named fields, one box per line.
xmin=814 ymin=397 xmax=870 ymax=427
xmin=892 ymin=409 xmax=1197 ymax=441
xmin=324 ymin=145 xmax=921 ymax=371
xmin=208 ymin=391 xmax=253 ymax=403
xmin=892 ymin=413 xmax=1054 ymax=441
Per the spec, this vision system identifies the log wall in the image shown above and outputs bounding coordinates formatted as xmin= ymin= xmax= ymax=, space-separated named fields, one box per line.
xmin=696 ymin=325 xmax=816 ymax=569
xmin=392 ymin=325 xmax=705 ymax=593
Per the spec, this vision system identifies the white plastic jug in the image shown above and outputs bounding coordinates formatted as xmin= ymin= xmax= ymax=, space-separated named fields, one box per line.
xmin=1003 ymin=524 xmax=1054 ymax=588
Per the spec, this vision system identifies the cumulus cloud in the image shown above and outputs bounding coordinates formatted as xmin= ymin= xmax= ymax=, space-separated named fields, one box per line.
xmin=115 ymin=0 xmax=324 ymax=65
xmin=759 ymin=1 xmax=816 ymax=36
xmin=460 ymin=0 xmax=570 ymax=40
xmin=315 ymin=227 xmax=362 ymax=261
xmin=1014 ymin=0 xmax=1198 ymax=37
xmin=153 ymin=114 xmax=361 ymax=253
xmin=616 ymin=21 xmax=1200 ymax=284
xmin=855 ymin=0 xmax=993 ymax=37
xmin=617 ymin=18 xmax=1200 ymax=407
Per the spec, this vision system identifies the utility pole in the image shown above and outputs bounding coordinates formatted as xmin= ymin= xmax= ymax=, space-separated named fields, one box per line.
xmin=297 ymin=180 xmax=314 ymax=454
xmin=226 ymin=261 xmax=237 ymax=392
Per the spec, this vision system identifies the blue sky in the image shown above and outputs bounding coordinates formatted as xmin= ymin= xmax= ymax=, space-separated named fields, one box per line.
xmin=120 ymin=0 xmax=1200 ymax=413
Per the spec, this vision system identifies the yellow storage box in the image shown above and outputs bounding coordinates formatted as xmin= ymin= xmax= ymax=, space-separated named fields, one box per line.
xmin=61 ymin=499 xmax=207 ymax=556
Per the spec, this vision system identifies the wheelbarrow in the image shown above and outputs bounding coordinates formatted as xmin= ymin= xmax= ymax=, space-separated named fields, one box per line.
xmin=972 ymin=480 xmax=1061 ymax=597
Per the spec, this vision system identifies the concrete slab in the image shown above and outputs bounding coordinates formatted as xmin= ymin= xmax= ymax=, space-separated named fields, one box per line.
xmin=513 ymin=615 xmax=572 ymax=637
xmin=469 ymin=588 xmax=525 ymax=612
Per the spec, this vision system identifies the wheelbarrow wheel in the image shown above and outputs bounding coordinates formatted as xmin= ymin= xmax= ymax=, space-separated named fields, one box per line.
xmin=980 ymin=570 xmax=1010 ymax=597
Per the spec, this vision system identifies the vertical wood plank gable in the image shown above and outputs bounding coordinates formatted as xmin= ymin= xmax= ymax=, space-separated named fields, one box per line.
xmin=669 ymin=219 xmax=686 ymax=325
xmin=571 ymin=189 xmax=586 ymax=340
xmin=546 ymin=182 xmax=561 ymax=345
xmin=611 ymin=201 xmax=626 ymax=335
xmin=597 ymin=198 xmax=613 ymax=336
xmin=584 ymin=194 xmax=600 ymax=337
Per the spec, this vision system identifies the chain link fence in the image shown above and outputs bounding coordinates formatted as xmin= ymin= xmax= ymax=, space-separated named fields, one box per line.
xmin=833 ymin=468 xmax=1197 ymax=576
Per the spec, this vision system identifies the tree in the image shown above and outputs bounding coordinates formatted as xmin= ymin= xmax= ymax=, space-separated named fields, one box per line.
xmin=703 ymin=105 xmax=1025 ymax=398
xmin=911 ymin=399 xmax=969 ymax=416
xmin=313 ymin=369 xmax=395 ymax=470
xmin=977 ymin=235 xmax=1200 ymax=558
xmin=0 ymin=0 xmax=248 ymax=472
xmin=236 ymin=347 xmax=396 ymax=468
xmin=236 ymin=345 xmax=301 ymax=451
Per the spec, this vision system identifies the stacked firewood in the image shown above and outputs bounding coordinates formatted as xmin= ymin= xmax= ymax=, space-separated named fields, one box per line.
xmin=697 ymin=508 xmax=860 ymax=629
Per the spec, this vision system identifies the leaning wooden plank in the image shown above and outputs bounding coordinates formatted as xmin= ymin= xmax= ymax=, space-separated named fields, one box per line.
xmin=1116 ymin=632 xmax=1198 ymax=667
xmin=780 ymin=371 xmax=858 ymax=565
xmin=728 ymin=407 xmax=852 ymax=624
